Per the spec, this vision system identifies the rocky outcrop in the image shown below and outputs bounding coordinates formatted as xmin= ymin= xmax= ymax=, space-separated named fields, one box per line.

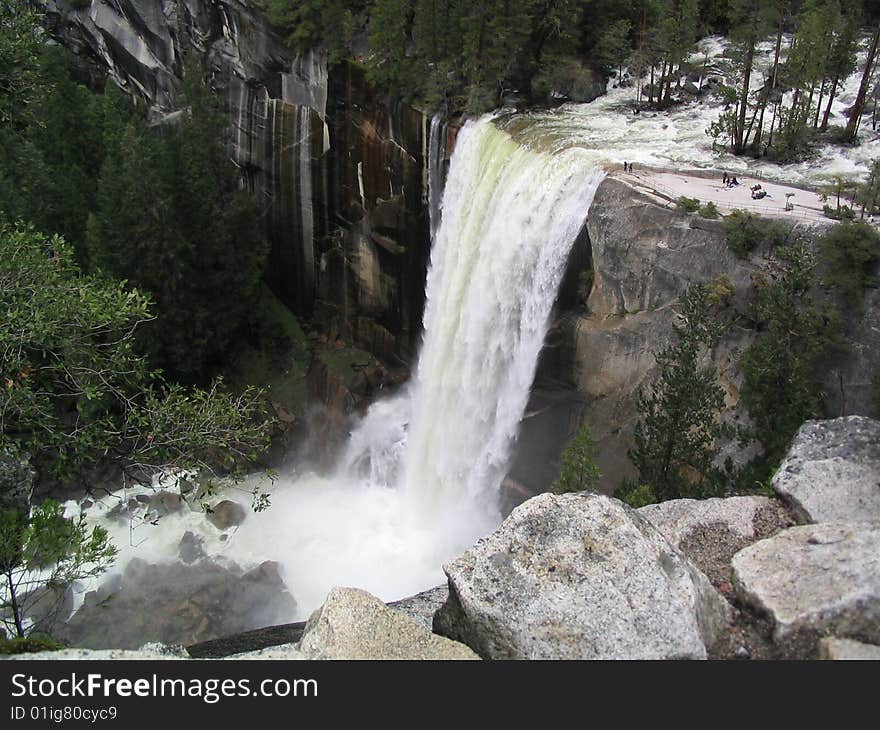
xmin=58 ymin=557 xmax=297 ymax=649
xmin=434 ymin=493 xmax=731 ymax=659
xmin=536 ymin=176 xmax=880 ymax=493
xmin=732 ymin=522 xmax=880 ymax=651
xmin=42 ymin=1 xmax=447 ymax=367
xmin=387 ymin=584 xmax=449 ymax=632
xmin=818 ymin=637 xmax=880 ymax=660
xmin=528 ymin=177 xmax=759 ymax=491
xmin=637 ymin=496 xmax=794 ymax=587
xmin=298 ymin=587 xmax=478 ymax=660
xmin=771 ymin=416 xmax=880 ymax=524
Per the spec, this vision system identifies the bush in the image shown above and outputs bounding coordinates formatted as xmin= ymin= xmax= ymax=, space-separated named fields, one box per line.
xmin=676 ymin=196 xmax=701 ymax=213
xmin=817 ymin=220 xmax=880 ymax=305
xmin=552 ymin=425 xmax=602 ymax=494
xmin=724 ymin=210 xmax=792 ymax=258
xmin=0 ymin=634 xmax=65 ymax=655
xmin=615 ymin=479 xmax=656 ymax=508
xmin=823 ymin=204 xmax=855 ymax=221
xmin=698 ymin=201 xmax=720 ymax=219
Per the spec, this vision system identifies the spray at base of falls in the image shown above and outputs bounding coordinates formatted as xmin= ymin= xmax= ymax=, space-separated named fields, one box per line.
xmin=77 ymin=116 xmax=607 ymax=621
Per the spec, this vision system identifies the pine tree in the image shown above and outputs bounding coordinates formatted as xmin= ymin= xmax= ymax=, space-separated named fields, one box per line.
xmin=629 ymin=284 xmax=728 ymax=501
xmin=88 ymin=58 xmax=269 ymax=383
xmin=552 ymin=424 xmax=602 ymax=494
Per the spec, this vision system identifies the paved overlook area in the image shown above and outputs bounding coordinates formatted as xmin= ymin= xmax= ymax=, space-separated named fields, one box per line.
xmin=612 ymin=167 xmax=839 ymax=225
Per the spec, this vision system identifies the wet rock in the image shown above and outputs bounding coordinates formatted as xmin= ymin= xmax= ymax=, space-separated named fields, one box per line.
xmin=178 ymin=531 xmax=207 ymax=564
xmin=732 ymin=522 xmax=880 ymax=650
xmin=434 ymin=493 xmax=731 ymax=659
xmin=207 ymin=500 xmax=247 ymax=530
xmin=147 ymin=490 xmax=184 ymax=519
xmin=298 ymin=587 xmax=478 ymax=660
xmin=58 ymin=557 xmax=297 ymax=649
xmin=771 ymin=416 xmax=880 ymax=524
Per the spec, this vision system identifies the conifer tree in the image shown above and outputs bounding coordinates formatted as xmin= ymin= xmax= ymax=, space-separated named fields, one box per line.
xmin=630 ymin=284 xmax=728 ymax=501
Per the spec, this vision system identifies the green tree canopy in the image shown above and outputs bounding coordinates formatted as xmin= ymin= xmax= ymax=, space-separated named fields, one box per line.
xmin=629 ymin=283 xmax=729 ymax=502
xmin=552 ymin=424 xmax=602 ymax=493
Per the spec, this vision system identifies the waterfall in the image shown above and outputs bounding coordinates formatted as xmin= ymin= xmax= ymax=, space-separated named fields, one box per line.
xmin=427 ymin=115 xmax=446 ymax=237
xmin=186 ymin=114 xmax=606 ymax=614
xmin=343 ymin=116 xmax=606 ymax=525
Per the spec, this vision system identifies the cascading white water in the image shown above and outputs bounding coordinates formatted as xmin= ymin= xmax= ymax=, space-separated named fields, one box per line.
xmin=340 ymin=115 xmax=606 ymax=537
xmin=76 ymin=114 xmax=608 ymax=619
xmin=427 ymin=115 xmax=446 ymax=237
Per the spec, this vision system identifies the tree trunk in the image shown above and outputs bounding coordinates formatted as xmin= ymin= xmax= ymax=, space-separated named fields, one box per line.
xmin=6 ymin=570 xmax=25 ymax=638
xmin=736 ymin=40 xmax=756 ymax=154
xmin=814 ymin=80 xmax=825 ymax=129
xmin=844 ymin=24 xmax=880 ymax=142
xmin=821 ymin=75 xmax=839 ymax=131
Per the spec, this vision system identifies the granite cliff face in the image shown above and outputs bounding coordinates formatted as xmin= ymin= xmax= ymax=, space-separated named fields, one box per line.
xmin=41 ymin=0 xmax=448 ymax=365
xmin=39 ymin=3 xmax=877 ymax=498
xmin=521 ymin=177 xmax=880 ymax=494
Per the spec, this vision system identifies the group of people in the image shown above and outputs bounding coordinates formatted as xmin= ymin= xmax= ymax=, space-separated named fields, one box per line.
xmin=750 ymin=183 xmax=768 ymax=200
xmin=722 ymin=172 xmax=740 ymax=188
xmin=623 ymin=161 xmax=635 ymax=173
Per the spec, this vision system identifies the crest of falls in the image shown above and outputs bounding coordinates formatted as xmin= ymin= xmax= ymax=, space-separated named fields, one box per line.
xmin=78 ymin=115 xmax=607 ymax=619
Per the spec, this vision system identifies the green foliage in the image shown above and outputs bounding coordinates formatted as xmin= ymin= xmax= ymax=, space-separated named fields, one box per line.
xmin=87 ymin=58 xmax=269 ymax=382
xmin=739 ymin=242 xmax=839 ymax=477
xmin=0 ymin=633 xmax=65 ymax=654
xmin=0 ymin=0 xmax=43 ymax=125
xmin=698 ymin=201 xmax=720 ymax=219
xmin=592 ymin=18 xmax=631 ymax=78
xmin=552 ymin=424 xmax=602 ymax=494
xmin=615 ymin=479 xmax=657 ymax=508
xmin=676 ymin=196 xmax=701 ymax=213
xmin=724 ymin=210 xmax=792 ymax=258
xmin=0 ymin=222 xmax=273 ymax=485
xmin=823 ymin=204 xmax=855 ymax=221
xmin=629 ymin=284 xmax=729 ymax=502
xmin=817 ymin=220 xmax=880 ymax=305
xmin=1 ymin=500 xmax=116 ymax=637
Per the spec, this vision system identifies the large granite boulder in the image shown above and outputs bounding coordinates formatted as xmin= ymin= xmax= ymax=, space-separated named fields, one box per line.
xmin=637 ymin=496 xmax=794 ymax=586
xmin=818 ymin=637 xmax=880 ymax=660
xmin=732 ymin=522 xmax=880 ymax=650
xmin=434 ymin=493 xmax=731 ymax=659
xmin=387 ymin=585 xmax=449 ymax=632
xmin=771 ymin=416 xmax=880 ymax=524
xmin=298 ymin=587 xmax=478 ymax=660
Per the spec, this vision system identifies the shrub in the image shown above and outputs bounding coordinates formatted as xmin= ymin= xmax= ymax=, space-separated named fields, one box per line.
xmin=823 ymin=204 xmax=855 ymax=221
xmin=676 ymin=196 xmax=701 ymax=213
xmin=724 ymin=210 xmax=792 ymax=258
xmin=817 ymin=220 xmax=880 ymax=305
xmin=698 ymin=201 xmax=720 ymax=219
xmin=615 ymin=479 xmax=656 ymax=508
xmin=552 ymin=424 xmax=602 ymax=494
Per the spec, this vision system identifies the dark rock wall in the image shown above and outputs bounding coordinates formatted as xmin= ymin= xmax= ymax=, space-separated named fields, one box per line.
xmin=41 ymin=0 xmax=447 ymax=366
